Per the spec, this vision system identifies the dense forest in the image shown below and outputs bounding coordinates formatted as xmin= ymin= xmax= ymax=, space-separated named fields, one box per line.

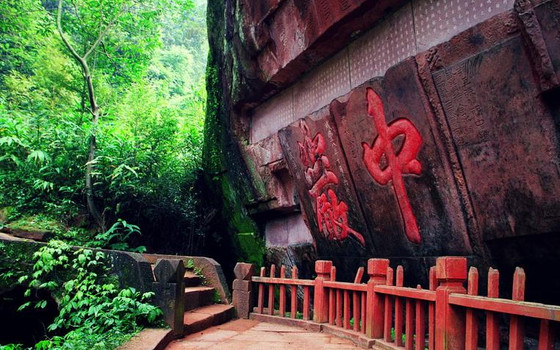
xmin=0 ymin=0 xmax=208 ymax=253
xmin=0 ymin=0 xmax=211 ymax=348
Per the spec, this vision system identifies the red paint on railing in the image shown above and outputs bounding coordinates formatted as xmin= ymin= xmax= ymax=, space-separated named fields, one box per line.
xmin=486 ymin=267 xmax=500 ymax=350
xmin=465 ymin=267 xmax=479 ymax=350
xmin=246 ymin=257 xmax=560 ymax=350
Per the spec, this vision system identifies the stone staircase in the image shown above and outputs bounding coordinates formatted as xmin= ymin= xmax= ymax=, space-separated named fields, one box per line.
xmin=181 ymin=268 xmax=235 ymax=335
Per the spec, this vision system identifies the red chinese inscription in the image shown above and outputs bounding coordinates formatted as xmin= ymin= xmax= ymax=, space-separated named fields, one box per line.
xmin=298 ymin=121 xmax=365 ymax=246
xmin=362 ymin=88 xmax=423 ymax=244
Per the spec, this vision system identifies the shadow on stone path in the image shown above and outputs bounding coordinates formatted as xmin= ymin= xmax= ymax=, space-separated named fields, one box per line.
xmin=165 ymin=319 xmax=360 ymax=349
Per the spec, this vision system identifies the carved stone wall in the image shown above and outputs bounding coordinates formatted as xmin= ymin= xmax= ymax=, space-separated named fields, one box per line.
xmin=206 ymin=0 xmax=560 ymax=299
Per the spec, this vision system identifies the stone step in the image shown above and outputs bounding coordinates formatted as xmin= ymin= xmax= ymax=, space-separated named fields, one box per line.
xmin=183 ymin=304 xmax=235 ymax=335
xmin=183 ymin=270 xmax=202 ymax=287
xmin=184 ymin=286 xmax=215 ymax=311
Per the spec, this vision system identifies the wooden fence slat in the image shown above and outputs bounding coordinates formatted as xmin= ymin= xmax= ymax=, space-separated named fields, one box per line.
xmin=361 ymin=292 xmax=366 ymax=333
xmin=384 ymin=267 xmax=394 ymax=342
xmin=329 ymin=266 xmax=336 ymax=325
xmin=428 ymin=266 xmax=436 ymax=350
xmin=279 ymin=265 xmax=286 ymax=317
xmin=258 ymin=267 xmax=265 ymax=314
xmin=268 ymin=264 xmax=276 ymax=315
xmin=406 ymin=298 xmax=414 ymax=350
xmin=336 ymin=289 xmax=343 ymax=327
xmin=249 ymin=260 xmax=560 ymax=350
xmin=353 ymin=291 xmax=360 ymax=332
xmin=486 ymin=268 xmax=500 ymax=350
xmin=415 ymin=286 xmax=426 ymax=350
xmin=354 ymin=266 xmax=365 ymax=283
xmin=509 ymin=267 xmax=526 ymax=350
xmin=538 ymin=320 xmax=555 ymax=350
xmin=395 ymin=266 xmax=404 ymax=346
xmin=291 ymin=266 xmax=298 ymax=319
xmin=465 ymin=267 xmax=479 ymax=350
xmin=344 ymin=290 xmax=351 ymax=329
xmin=303 ymin=286 xmax=310 ymax=320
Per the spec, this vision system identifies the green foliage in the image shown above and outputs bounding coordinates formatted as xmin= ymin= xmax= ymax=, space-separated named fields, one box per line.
xmin=0 ymin=0 xmax=209 ymax=252
xmin=90 ymin=219 xmax=145 ymax=252
xmin=15 ymin=240 xmax=163 ymax=349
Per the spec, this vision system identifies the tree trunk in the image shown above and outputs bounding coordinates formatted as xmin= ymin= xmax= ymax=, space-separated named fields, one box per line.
xmin=57 ymin=0 xmax=107 ymax=232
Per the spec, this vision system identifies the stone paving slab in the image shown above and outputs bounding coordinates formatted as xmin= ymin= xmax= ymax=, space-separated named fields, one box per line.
xmin=165 ymin=319 xmax=360 ymax=350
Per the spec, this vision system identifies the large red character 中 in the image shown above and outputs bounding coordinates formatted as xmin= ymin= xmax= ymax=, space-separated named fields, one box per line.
xmin=362 ymin=88 xmax=423 ymax=244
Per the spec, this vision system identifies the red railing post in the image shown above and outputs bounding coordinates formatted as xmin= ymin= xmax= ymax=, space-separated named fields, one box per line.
xmin=435 ymin=256 xmax=467 ymax=350
xmin=366 ymin=258 xmax=389 ymax=339
xmin=313 ymin=260 xmax=332 ymax=323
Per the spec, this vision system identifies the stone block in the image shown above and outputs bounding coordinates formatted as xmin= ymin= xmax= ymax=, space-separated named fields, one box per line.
xmin=233 ymin=290 xmax=252 ymax=319
xmin=152 ymin=281 xmax=184 ymax=335
xmin=234 ymin=262 xmax=255 ymax=281
xmin=233 ymin=279 xmax=251 ymax=292
xmin=265 ymin=214 xmax=313 ymax=248
xmin=154 ymin=259 xmax=185 ymax=284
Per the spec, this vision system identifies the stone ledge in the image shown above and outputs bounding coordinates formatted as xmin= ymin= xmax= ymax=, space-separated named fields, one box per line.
xmin=117 ymin=328 xmax=175 ymax=350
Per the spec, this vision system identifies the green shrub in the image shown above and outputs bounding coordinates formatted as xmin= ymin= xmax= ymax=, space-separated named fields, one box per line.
xmin=15 ymin=240 xmax=163 ymax=349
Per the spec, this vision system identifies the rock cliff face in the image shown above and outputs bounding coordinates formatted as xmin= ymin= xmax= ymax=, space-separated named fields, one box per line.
xmin=204 ymin=0 xmax=560 ymax=301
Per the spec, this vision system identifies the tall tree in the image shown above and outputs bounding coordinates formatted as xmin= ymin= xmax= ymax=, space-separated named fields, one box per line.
xmin=54 ymin=0 xmax=193 ymax=232
xmin=56 ymin=0 xmax=124 ymax=232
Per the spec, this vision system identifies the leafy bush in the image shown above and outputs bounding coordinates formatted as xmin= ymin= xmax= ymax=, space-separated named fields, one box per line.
xmin=15 ymin=240 xmax=163 ymax=349
xmin=0 ymin=0 xmax=208 ymax=254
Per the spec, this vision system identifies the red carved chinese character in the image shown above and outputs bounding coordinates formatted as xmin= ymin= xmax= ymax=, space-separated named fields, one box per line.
xmin=316 ymin=189 xmax=365 ymax=246
xmin=297 ymin=121 xmax=365 ymax=246
xmin=362 ymin=88 xmax=423 ymax=244
xmin=298 ymin=122 xmax=326 ymax=168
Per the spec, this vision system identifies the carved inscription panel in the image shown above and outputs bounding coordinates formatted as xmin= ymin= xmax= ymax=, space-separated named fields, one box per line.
xmin=278 ymin=109 xmax=370 ymax=262
xmin=333 ymin=59 xmax=471 ymax=257
xmin=433 ymin=37 xmax=560 ymax=240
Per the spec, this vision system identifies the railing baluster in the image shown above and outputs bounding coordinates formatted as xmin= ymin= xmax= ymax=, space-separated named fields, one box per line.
xmin=268 ymin=264 xmax=276 ymax=315
xmin=361 ymin=291 xmax=366 ymax=333
xmin=353 ymin=266 xmax=363 ymax=332
xmin=291 ymin=266 xmax=298 ymax=319
xmin=329 ymin=266 xmax=336 ymax=325
xmin=395 ymin=265 xmax=404 ymax=346
xmin=384 ymin=266 xmax=394 ymax=342
xmin=509 ymin=267 xmax=526 ymax=350
xmin=465 ymin=267 xmax=479 ymax=350
xmin=303 ymin=285 xmax=310 ymax=320
xmin=428 ymin=266 xmax=436 ymax=350
xmin=415 ymin=286 xmax=425 ymax=350
xmin=486 ymin=268 xmax=500 ymax=350
xmin=336 ymin=289 xmax=343 ymax=327
xmin=279 ymin=265 xmax=286 ymax=317
xmin=344 ymin=290 xmax=351 ymax=329
xmin=538 ymin=320 xmax=555 ymax=350
xmin=353 ymin=290 xmax=360 ymax=332
xmin=406 ymin=298 xmax=414 ymax=350
xmin=258 ymin=266 xmax=265 ymax=314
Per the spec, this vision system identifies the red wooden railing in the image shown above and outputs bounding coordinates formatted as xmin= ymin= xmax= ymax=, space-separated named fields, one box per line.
xmin=237 ymin=257 xmax=560 ymax=350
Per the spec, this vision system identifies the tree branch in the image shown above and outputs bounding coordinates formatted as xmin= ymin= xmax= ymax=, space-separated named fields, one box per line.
xmin=57 ymin=0 xmax=85 ymax=66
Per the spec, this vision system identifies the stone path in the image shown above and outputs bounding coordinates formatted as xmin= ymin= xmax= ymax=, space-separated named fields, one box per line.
xmin=165 ymin=319 xmax=360 ymax=349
